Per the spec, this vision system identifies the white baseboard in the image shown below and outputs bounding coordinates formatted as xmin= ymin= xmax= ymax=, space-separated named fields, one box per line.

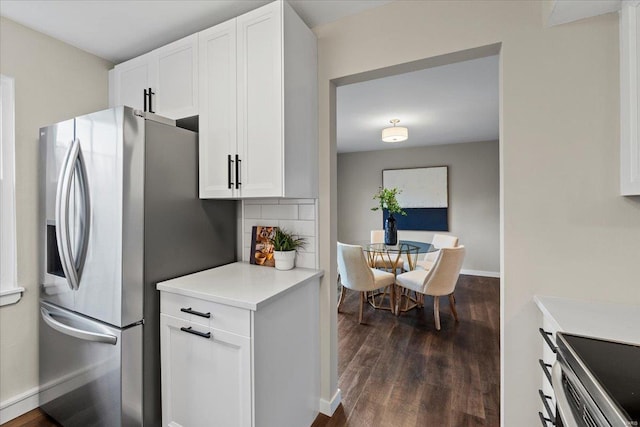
xmin=0 ymin=357 xmax=109 ymax=424
xmin=460 ymin=269 xmax=500 ymax=278
xmin=319 ymin=388 xmax=342 ymax=416
xmin=0 ymin=386 xmax=39 ymax=424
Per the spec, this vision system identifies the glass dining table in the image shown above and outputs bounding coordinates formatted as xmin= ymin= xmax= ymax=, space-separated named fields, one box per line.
xmin=362 ymin=240 xmax=435 ymax=273
xmin=356 ymin=240 xmax=436 ymax=314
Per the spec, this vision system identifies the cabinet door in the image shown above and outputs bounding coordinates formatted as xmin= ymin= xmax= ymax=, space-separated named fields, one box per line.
xmin=113 ymin=51 xmax=157 ymax=111
xmin=156 ymin=34 xmax=199 ymax=119
xmin=621 ymin=2 xmax=640 ymax=195
xmin=237 ymin=2 xmax=284 ymax=198
xmin=160 ymin=314 xmax=251 ymax=427
xmin=198 ymin=21 xmax=237 ymax=199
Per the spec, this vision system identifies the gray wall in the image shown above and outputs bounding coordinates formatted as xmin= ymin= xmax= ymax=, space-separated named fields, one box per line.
xmin=337 ymin=141 xmax=499 ymax=274
xmin=0 ymin=17 xmax=111 ymax=404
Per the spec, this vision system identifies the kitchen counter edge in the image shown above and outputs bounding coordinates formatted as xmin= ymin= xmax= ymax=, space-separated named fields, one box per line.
xmin=157 ymin=262 xmax=324 ymax=311
xmin=534 ymin=295 xmax=640 ymax=345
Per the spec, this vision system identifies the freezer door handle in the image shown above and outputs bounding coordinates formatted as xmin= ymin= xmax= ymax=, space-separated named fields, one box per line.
xmin=55 ymin=138 xmax=91 ymax=291
xmin=41 ymin=307 xmax=117 ymax=345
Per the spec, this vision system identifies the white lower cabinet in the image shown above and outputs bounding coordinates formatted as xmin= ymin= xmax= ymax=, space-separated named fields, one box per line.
xmin=160 ymin=314 xmax=251 ymax=427
xmin=159 ymin=267 xmax=320 ymax=427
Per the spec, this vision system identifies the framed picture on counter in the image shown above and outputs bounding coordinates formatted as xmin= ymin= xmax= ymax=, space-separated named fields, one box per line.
xmin=250 ymin=226 xmax=277 ymax=267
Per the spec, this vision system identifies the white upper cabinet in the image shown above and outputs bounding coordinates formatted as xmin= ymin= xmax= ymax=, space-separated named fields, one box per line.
xmin=155 ymin=34 xmax=199 ymax=119
xmin=113 ymin=51 xmax=157 ymax=112
xmin=110 ymin=1 xmax=317 ymax=199
xmin=198 ymin=1 xmax=318 ymax=199
xmin=111 ymin=34 xmax=198 ymax=120
xmin=199 ymin=21 xmax=238 ymax=198
xmin=621 ymin=1 xmax=640 ymax=195
xmin=236 ymin=4 xmax=283 ymax=198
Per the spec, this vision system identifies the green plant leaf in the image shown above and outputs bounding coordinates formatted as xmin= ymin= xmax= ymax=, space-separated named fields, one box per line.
xmin=372 ymin=187 xmax=407 ymax=216
xmin=270 ymin=228 xmax=307 ymax=252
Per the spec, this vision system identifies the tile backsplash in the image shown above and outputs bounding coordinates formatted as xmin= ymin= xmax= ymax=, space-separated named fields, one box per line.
xmin=242 ymin=199 xmax=318 ymax=269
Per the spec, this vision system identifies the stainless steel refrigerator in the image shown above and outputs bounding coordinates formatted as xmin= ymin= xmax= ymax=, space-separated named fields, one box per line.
xmin=39 ymin=106 xmax=236 ymax=426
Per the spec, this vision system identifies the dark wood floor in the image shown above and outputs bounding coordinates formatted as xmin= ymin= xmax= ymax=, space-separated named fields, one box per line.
xmin=314 ymin=274 xmax=500 ymax=427
xmin=1 ymin=409 xmax=58 ymax=427
xmin=4 ymin=276 xmax=499 ymax=427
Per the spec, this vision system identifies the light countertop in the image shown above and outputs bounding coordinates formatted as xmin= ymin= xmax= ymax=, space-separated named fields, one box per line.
xmin=157 ymin=262 xmax=324 ymax=311
xmin=534 ymin=295 xmax=640 ymax=345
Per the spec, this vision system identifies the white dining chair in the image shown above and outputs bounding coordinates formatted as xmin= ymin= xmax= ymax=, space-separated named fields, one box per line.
xmin=337 ymin=242 xmax=395 ymax=324
xmin=395 ymin=245 xmax=465 ymax=330
xmin=370 ymin=229 xmax=385 ymax=244
xmin=403 ymin=234 xmax=459 ymax=272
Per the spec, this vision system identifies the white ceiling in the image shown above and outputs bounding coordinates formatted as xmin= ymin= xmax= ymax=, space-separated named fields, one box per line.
xmin=337 ymin=55 xmax=499 ymax=153
xmin=0 ymin=0 xmax=498 ymax=154
xmin=0 ymin=0 xmax=393 ymax=64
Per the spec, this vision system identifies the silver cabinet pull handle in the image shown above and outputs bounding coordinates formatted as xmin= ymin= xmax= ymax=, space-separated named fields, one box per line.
xmin=41 ymin=307 xmax=117 ymax=345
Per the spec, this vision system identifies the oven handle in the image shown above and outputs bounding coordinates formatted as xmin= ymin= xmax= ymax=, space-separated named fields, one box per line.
xmin=552 ymin=361 xmax=579 ymax=427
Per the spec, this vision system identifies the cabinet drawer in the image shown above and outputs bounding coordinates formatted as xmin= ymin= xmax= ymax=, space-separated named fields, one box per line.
xmin=160 ymin=292 xmax=250 ymax=337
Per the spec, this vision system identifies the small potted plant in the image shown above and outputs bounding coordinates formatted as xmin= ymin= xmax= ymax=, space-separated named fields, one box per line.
xmin=371 ymin=187 xmax=407 ymax=245
xmin=270 ymin=228 xmax=306 ymax=270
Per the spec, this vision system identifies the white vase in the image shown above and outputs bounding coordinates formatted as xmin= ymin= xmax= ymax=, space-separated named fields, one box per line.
xmin=273 ymin=250 xmax=296 ymax=270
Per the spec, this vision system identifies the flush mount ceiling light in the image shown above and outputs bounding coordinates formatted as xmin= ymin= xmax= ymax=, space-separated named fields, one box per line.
xmin=381 ymin=119 xmax=408 ymax=143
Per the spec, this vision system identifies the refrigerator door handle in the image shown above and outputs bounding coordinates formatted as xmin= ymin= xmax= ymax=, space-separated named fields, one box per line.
xmin=41 ymin=307 xmax=117 ymax=345
xmin=55 ymin=139 xmax=90 ymax=291
xmin=73 ymin=142 xmax=90 ymax=281
xmin=55 ymin=141 xmax=76 ymax=290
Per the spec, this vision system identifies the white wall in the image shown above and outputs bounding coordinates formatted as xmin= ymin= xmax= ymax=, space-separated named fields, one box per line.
xmin=337 ymin=141 xmax=499 ymax=275
xmin=315 ymin=1 xmax=640 ymax=425
xmin=0 ymin=17 xmax=111 ymax=417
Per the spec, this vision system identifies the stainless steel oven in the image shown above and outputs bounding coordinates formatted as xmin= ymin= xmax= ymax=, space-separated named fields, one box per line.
xmin=553 ymin=332 xmax=640 ymax=427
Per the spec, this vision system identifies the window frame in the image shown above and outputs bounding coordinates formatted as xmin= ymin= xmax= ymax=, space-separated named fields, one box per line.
xmin=0 ymin=74 xmax=23 ymax=306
